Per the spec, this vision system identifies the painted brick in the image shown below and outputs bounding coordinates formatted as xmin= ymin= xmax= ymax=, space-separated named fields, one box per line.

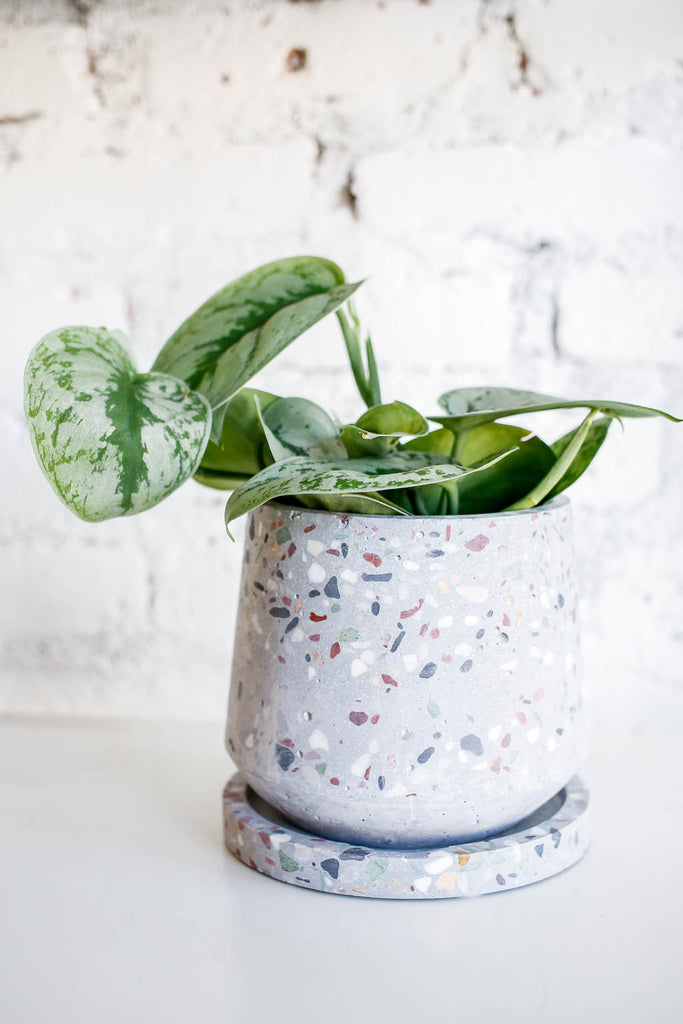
xmin=1 ymin=0 xmax=682 ymax=730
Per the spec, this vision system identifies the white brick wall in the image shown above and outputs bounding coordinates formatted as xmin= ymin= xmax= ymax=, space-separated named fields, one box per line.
xmin=1 ymin=0 xmax=682 ymax=731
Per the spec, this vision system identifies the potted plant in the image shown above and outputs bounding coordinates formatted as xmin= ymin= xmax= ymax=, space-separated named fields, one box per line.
xmin=24 ymin=256 xmax=679 ymax=899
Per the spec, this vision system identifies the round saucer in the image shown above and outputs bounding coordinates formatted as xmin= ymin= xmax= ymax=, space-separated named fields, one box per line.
xmin=222 ymin=773 xmax=590 ymax=899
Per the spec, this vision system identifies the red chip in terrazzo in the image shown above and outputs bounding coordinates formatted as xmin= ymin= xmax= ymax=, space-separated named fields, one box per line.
xmin=330 ymin=777 xmax=340 ymax=786
xmin=382 ymin=674 xmax=397 ymax=687
xmin=371 ymin=714 xmax=380 ymax=724
xmin=310 ymin=612 xmax=327 ymax=621
xmin=349 ymin=711 xmax=368 ymax=726
xmin=465 ymin=534 xmax=489 ymax=552
xmin=363 ymin=553 xmax=382 ymax=567
xmin=401 ymin=598 xmax=424 ymax=619
xmin=330 ymin=642 xmax=341 ymax=658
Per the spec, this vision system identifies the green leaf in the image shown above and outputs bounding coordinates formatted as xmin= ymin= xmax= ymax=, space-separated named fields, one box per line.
xmin=545 ymin=416 xmax=613 ymax=500
xmin=24 ymin=327 xmax=211 ymax=522
xmin=403 ymin=426 xmax=456 ymax=458
xmin=152 ymin=256 xmax=346 ymax=389
xmin=193 ymin=467 xmax=250 ymax=492
xmin=261 ymin=397 xmax=347 ymax=460
xmin=398 ymin=428 xmax=459 ymax=514
xmin=355 ymin=401 xmax=428 ymax=439
xmin=507 ymin=410 xmax=599 ymax=510
xmin=224 ymin=449 xmax=515 ymax=536
xmin=342 ymin=401 xmax=429 ymax=456
xmin=436 ymin=387 xmax=681 ymax=431
xmin=199 ymin=282 xmax=360 ymax=443
xmin=453 ymin=423 xmax=556 ymax=513
xmin=196 ymin=387 xmax=279 ymax=484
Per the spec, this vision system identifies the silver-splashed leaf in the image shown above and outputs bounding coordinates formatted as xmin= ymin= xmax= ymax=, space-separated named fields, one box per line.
xmin=436 ymin=386 xmax=681 ymax=430
xmin=24 ymin=326 xmax=211 ymax=521
xmin=224 ymin=448 xmax=516 ymax=535
xmin=199 ymin=282 xmax=360 ymax=443
xmin=152 ymin=256 xmax=346 ymax=389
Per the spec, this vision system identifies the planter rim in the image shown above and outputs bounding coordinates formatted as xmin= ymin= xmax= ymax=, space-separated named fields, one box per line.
xmin=265 ymin=494 xmax=569 ymax=523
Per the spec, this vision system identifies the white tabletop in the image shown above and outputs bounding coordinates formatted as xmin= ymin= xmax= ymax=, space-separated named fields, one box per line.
xmin=0 ymin=715 xmax=679 ymax=1024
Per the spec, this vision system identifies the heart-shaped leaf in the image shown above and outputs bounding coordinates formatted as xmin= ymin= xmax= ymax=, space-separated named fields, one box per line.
xmin=199 ymin=282 xmax=360 ymax=443
xmin=224 ymin=448 xmax=516 ymax=535
xmin=436 ymin=387 xmax=681 ymax=431
xmin=25 ymin=327 xmax=211 ymax=521
xmin=152 ymin=256 xmax=346 ymax=389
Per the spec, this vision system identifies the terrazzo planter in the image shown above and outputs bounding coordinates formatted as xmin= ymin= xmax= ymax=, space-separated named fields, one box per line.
xmin=226 ymin=496 xmax=584 ymax=849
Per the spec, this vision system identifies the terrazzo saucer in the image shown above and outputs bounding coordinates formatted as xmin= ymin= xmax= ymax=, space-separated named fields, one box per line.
xmin=223 ymin=773 xmax=590 ymax=899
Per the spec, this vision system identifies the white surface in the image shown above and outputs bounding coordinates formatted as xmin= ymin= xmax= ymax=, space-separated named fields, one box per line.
xmin=1 ymin=715 xmax=680 ymax=1024
xmin=1 ymin=0 xmax=682 ymax=729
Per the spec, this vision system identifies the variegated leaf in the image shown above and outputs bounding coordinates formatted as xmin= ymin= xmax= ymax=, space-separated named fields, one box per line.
xmin=436 ymin=386 xmax=681 ymax=431
xmin=152 ymin=256 xmax=346 ymax=389
xmin=24 ymin=327 xmax=211 ymax=522
xmin=224 ymin=448 xmax=516 ymax=535
xmin=199 ymin=282 xmax=360 ymax=443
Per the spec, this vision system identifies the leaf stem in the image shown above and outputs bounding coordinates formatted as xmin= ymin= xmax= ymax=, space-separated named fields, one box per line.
xmin=506 ymin=409 xmax=598 ymax=510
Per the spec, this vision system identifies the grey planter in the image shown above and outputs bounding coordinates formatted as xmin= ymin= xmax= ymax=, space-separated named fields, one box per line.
xmin=226 ymin=497 xmax=584 ymax=848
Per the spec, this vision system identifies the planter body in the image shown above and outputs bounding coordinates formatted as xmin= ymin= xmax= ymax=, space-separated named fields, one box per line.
xmin=227 ymin=498 xmax=584 ymax=848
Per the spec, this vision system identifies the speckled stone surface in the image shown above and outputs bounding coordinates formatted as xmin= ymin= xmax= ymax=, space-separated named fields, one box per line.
xmin=227 ymin=498 xmax=585 ymax=847
xmin=223 ymin=773 xmax=590 ymax=899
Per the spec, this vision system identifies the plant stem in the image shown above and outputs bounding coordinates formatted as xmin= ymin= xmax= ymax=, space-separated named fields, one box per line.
xmin=336 ymin=303 xmax=382 ymax=408
xmin=506 ymin=409 xmax=598 ymax=510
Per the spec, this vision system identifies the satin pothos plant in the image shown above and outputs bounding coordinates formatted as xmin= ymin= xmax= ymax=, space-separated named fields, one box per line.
xmin=24 ymin=256 xmax=679 ymax=534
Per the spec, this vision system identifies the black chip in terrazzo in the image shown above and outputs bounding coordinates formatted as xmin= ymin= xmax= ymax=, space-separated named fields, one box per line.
xmin=460 ymin=733 xmax=483 ymax=756
xmin=320 ymin=858 xmax=340 ymax=878
xmin=390 ymin=632 xmax=405 ymax=653
xmin=339 ymin=848 xmax=371 ymax=861
xmin=275 ymin=745 xmax=296 ymax=771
